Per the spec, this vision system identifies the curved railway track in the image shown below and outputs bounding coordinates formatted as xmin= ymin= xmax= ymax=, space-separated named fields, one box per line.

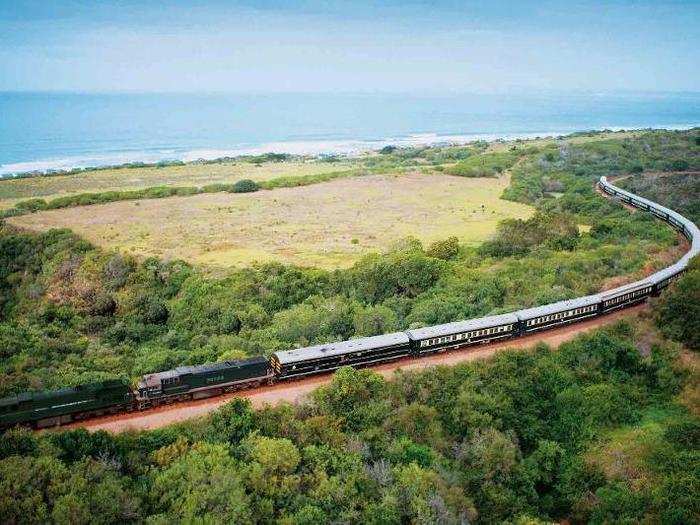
xmin=2 ymin=175 xmax=698 ymax=432
xmin=67 ymin=304 xmax=646 ymax=433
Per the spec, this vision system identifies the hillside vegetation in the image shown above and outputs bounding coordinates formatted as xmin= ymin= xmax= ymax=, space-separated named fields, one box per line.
xmin=1 ymin=322 xmax=697 ymax=523
xmin=1 ymin=128 xmax=699 ymax=523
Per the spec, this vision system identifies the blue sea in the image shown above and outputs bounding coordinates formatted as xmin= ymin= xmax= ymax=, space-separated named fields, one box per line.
xmin=1 ymin=91 xmax=698 ymax=176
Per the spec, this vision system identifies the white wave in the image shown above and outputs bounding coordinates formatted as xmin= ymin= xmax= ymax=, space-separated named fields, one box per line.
xmin=1 ymin=124 xmax=697 ymax=177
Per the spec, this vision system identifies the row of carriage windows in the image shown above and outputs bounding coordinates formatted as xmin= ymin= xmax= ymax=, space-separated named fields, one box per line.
xmin=420 ymin=325 xmax=513 ymax=348
xmin=604 ymin=287 xmax=652 ymax=306
xmin=288 ymin=349 xmax=385 ymax=370
xmin=659 ymin=273 xmax=682 ymax=288
xmin=281 ymin=276 xmax=673 ymax=368
xmin=609 ymin=187 xmax=679 ymax=227
xmin=526 ymin=305 xmax=597 ymax=327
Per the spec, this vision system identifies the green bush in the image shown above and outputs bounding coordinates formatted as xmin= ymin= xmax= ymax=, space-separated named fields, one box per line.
xmin=446 ymin=151 xmax=518 ymax=178
xmin=231 ymin=179 xmax=260 ymax=193
xmin=14 ymin=198 xmax=47 ymax=212
xmin=655 ymin=256 xmax=700 ymax=350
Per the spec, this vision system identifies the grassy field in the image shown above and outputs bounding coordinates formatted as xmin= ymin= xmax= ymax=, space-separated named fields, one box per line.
xmin=0 ymin=159 xmax=352 ymax=209
xmin=485 ymin=130 xmax=641 ymax=153
xmin=8 ymin=172 xmax=533 ymax=269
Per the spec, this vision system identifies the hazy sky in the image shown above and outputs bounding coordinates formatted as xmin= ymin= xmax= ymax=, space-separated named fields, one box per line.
xmin=1 ymin=0 xmax=698 ymax=93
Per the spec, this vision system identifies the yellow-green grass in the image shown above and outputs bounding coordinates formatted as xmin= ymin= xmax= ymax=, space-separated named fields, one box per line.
xmin=0 ymin=160 xmax=352 ymax=210
xmin=485 ymin=130 xmax=641 ymax=153
xmin=8 ymin=172 xmax=533 ymax=270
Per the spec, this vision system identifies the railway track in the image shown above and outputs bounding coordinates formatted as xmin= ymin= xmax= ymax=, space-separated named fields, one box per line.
xmin=65 ymin=304 xmax=646 ymax=433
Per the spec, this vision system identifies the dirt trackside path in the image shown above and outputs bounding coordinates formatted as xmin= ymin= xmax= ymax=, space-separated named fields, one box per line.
xmin=62 ymin=305 xmax=646 ymax=434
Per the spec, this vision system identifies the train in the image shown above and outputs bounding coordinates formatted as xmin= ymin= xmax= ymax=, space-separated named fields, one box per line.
xmin=1 ymin=176 xmax=698 ymax=430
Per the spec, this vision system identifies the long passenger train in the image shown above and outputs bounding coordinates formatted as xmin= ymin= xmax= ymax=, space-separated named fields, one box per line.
xmin=2 ymin=176 xmax=698 ymax=429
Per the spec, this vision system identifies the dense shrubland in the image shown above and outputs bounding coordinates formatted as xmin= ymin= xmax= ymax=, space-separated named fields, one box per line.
xmin=1 ymin=129 xmax=698 ymax=523
xmin=620 ymin=171 xmax=700 ymax=224
xmin=1 ymin=322 xmax=696 ymax=523
xmin=0 ymin=210 xmax=674 ymax=396
xmin=444 ymin=151 xmax=519 ymax=178
xmin=503 ymin=129 xmax=699 ymax=208
xmin=655 ymin=256 xmax=700 ymax=351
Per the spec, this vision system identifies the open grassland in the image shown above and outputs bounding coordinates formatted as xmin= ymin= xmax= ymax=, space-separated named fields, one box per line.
xmin=8 ymin=172 xmax=533 ymax=269
xmin=0 ymin=160 xmax=351 ymax=209
xmin=485 ymin=129 xmax=642 ymax=153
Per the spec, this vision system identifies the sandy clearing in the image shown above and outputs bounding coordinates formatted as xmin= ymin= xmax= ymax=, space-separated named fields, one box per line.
xmin=64 ymin=305 xmax=645 ymax=434
xmin=10 ymin=172 xmax=533 ymax=269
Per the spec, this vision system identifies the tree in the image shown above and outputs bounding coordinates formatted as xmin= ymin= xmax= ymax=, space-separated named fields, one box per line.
xmin=135 ymin=294 xmax=169 ymax=325
xmin=312 ymin=367 xmax=390 ymax=431
xmin=384 ymin=403 xmax=445 ymax=447
xmin=457 ymin=427 xmax=521 ymax=484
xmin=50 ymin=459 xmax=141 ymax=524
xmin=655 ymin=256 xmax=700 ymax=350
xmin=231 ymin=179 xmax=260 ymax=193
xmin=347 ymin=248 xmax=444 ymax=304
xmin=210 ymin=397 xmax=255 ymax=443
xmin=0 ymin=455 xmax=68 ymax=524
xmin=353 ymin=304 xmax=399 ymax=336
xmin=426 ymin=237 xmax=460 ymax=260
xmin=242 ymin=435 xmax=301 ymax=521
xmin=479 ymin=212 xmax=579 ymax=257
xmin=390 ymin=463 xmax=476 ymax=524
xmin=150 ymin=442 xmax=252 ymax=523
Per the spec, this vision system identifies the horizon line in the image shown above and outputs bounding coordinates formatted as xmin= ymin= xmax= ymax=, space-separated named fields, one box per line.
xmin=2 ymin=88 xmax=700 ymax=97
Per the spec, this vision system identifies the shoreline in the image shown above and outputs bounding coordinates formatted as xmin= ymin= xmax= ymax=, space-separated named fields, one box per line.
xmin=2 ymin=124 xmax=697 ymax=179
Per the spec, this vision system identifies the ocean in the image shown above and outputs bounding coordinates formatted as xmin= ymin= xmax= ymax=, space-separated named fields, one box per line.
xmin=1 ymin=91 xmax=698 ymax=176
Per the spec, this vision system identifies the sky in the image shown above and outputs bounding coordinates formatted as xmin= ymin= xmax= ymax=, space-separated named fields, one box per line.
xmin=0 ymin=0 xmax=698 ymax=93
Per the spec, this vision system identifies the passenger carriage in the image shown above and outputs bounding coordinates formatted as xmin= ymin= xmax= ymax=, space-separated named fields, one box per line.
xmin=271 ymin=332 xmax=411 ymax=379
xmin=599 ymin=280 xmax=654 ymax=312
xmin=516 ymin=295 xmax=601 ymax=333
xmin=405 ymin=313 xmax=519 ymax=354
